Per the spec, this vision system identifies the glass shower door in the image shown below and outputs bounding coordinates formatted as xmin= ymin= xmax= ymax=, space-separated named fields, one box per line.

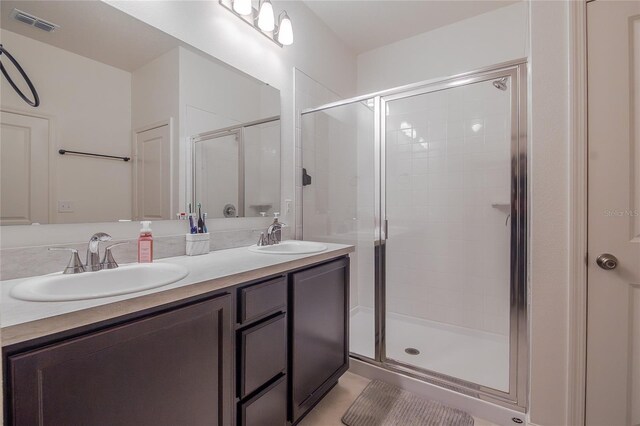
xmin=382 ymin=74 xmax=517 ymax=393
xmin=301 ymin=99 xmax=377 ymax=360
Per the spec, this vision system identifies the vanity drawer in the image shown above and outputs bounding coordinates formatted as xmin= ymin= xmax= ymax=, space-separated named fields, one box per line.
xmin=238 ymin=313 xmax=287 ymax=398
xmin=239 ymin=374 xmax=287 ymax=426
xmin=238 ymin=276 xmax=286 ymax=325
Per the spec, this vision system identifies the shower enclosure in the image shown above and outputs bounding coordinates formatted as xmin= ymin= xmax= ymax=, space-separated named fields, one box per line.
xmin=300 ymin=61 xmax=527 ymax=410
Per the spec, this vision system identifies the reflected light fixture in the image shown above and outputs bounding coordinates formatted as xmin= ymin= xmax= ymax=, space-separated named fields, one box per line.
xmin=232 ymin=0 xmax=252 ymax=15
xmin=276 ymin=11 xmax=293 ymax=45
xmin=257 ymin=0 xmax=275 ymax=32
xmin=219 ymin=0 xmax=293 ymax=47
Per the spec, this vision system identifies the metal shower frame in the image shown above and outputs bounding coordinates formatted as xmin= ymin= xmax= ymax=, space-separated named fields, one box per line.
xmin=300 ymin=58 xmax=529 ymax=411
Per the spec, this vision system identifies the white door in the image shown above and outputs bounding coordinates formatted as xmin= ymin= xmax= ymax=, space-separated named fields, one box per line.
xmin=586 ymin=2 xmax=640 ymax=425
xmin=0 ymin=111 xmax=50 ymax=225
xmin=134 ymin=124 xmax=171 ymax=220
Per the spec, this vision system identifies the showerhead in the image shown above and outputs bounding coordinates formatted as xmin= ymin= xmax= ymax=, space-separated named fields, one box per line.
xmin=493 ymin=77 xmax=508 ymax=91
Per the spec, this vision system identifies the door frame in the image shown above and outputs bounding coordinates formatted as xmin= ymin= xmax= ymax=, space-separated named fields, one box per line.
xmin=567 ymin=1 xmax=589 ymax=425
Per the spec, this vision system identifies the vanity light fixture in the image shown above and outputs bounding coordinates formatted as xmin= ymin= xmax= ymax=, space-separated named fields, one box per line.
xmin=276 ymin=11 xmax=293 ymax=45
xmin=219 ymin=0 xmax=293 ymax=47
xmin=257 ymin=0 xmax=275 ymax=32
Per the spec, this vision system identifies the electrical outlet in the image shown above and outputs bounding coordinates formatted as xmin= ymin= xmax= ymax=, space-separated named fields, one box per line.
xmin=285 ymin=199 xmax=292 ymax=215
xmin=57 ymin=200 xmax=73 ymax=213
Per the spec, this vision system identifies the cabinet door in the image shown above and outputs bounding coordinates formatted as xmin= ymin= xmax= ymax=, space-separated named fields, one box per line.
xmin=290 ymin=257 xmax=349 ymax=423
xmin=239 ymin=374 xmax=287 ymax=426
xmin=8 ymin=295 xmax=233 ymax=426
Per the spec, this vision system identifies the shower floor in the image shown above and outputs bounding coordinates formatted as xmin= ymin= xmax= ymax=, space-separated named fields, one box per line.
xmin=350 ymin=306 xmax=510 ymax=392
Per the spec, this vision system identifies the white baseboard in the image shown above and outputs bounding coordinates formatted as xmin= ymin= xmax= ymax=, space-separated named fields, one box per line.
xmin=349 ymin=358 xmax=527 ymax=426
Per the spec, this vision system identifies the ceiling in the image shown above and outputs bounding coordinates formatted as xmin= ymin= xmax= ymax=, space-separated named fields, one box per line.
xmin=301 ymin=0 xmax=519 ymax=54
xmin=0 ymin=1 xmax=181 ymax=72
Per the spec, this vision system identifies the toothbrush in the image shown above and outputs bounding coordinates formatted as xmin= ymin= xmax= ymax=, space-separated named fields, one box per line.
xmin=202 ymin=212 xmax=208 ymax=234
xmin=188 ymin=203 xmax=197 ymax=234
xmin=197 ymin=203 xmax=204 ymax=233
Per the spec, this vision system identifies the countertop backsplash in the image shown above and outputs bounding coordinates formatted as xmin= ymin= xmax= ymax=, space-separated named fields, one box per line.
xmin=0 ymin=224 xmax=290 ymax=281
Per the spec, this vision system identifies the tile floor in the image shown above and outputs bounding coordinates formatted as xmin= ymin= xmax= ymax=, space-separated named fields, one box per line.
xmin=299 ymin=372 xmax=499 ymax=426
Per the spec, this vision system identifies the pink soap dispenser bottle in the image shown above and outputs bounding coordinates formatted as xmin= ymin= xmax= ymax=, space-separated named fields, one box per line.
xmin=138 ymin=221 xmax=153 ymax=263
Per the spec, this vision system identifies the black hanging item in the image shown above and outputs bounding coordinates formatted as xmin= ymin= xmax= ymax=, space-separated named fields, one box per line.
xmin=302 ymin=168 xmax=312 ymax=186
xmin=0 ymin=44 xmax=40 ymax=107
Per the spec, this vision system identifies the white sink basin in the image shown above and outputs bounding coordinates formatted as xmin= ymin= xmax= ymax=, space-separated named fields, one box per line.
xmin=10 ymin=263 xmax=189 ymax=302
xmin=248 ymin=240 xmax=328 ymax=255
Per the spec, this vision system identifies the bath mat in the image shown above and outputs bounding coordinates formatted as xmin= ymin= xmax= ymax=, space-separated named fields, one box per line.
xmin=342 ymin=380 xmax=474 ymax=426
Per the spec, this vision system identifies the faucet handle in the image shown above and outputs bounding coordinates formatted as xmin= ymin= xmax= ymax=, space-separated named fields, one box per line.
xmin=257 ymin=232 xmax=268 ymax=246
xmin=101 ymin=242 xmax=129 ymax=270
xmin=48 ymin=247 xmax=85 ymax=274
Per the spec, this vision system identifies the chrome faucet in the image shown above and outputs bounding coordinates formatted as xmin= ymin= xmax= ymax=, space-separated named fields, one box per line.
xmin=257 ymin=214 xmax=287 ymax=246
xmin=266 ymin=221 xmax=285 ymax=245
xmin=86 ymin=232 xmax=112 ymax=271
xmin=267 ymin=213 xmax=287 ymax=245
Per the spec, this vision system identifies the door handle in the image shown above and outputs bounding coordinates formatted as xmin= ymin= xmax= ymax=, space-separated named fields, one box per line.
xmin=596 ymin=253 xmax=618 ymax=270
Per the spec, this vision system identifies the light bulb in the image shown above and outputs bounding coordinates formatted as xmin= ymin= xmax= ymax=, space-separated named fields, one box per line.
xmin=276 ymin=12 xmax=293 ymax=45
xmin=258 ymin=0 xmax=275 ymax=32
xmin=233 ymin=0 xmax=252 ymax=16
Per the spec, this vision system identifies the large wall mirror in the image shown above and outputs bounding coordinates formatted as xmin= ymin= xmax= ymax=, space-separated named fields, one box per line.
xmin=0 ymin=0 xmax=280 ymax=225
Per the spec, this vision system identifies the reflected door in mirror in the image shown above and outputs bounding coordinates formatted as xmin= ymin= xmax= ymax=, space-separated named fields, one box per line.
xmin=135 ymin=124 xmax=171 ymax=220
xmin=0 ymin=111 xmax=49 ymax=225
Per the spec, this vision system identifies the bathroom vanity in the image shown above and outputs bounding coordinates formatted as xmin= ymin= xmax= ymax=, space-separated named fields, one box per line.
xmin=1 ymin=244 xmax=352 ymax=426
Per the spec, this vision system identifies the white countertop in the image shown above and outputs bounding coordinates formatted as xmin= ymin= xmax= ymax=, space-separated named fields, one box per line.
xmin=1 ymin=242 xmax=353 ymax=346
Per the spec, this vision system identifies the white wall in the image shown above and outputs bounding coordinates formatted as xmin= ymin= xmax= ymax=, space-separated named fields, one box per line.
xmin=357 ymin=2 xmax=528 ymax=94
xmin=528 ymin=1 xmax=571 ymax=424
xmin=0 ymin=29 xmax=132 ymax=223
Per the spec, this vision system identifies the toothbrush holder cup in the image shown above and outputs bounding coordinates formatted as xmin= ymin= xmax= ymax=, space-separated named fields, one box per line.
xmin=185 ymin=233 xmax=210 ymax=256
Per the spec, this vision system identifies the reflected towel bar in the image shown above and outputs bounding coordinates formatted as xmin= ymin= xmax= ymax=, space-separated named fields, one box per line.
xmin=58 ymin=149 xmax=130 ymax=162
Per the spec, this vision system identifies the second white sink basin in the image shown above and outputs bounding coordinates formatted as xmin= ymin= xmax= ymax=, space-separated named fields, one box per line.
xmin=10 ymin=263 xmax=189 ymax=302
xmin=248 ymin=240 xmax=328 ymax=255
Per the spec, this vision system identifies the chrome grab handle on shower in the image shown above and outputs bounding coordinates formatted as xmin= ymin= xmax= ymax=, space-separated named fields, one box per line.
xmin=596 ymin=253 xmax=618 ymax=270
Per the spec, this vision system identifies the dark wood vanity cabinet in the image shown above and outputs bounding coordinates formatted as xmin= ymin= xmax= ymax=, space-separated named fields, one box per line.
xmin=236 ymin=276 xmax=288 ymax=426
xmin=4 ymin=256 xmax=350 ymax=426
xmin=290 ymin=257 xmax=350 ymax=424
xmin=6 ymin=294 xmax=233 ymax=426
